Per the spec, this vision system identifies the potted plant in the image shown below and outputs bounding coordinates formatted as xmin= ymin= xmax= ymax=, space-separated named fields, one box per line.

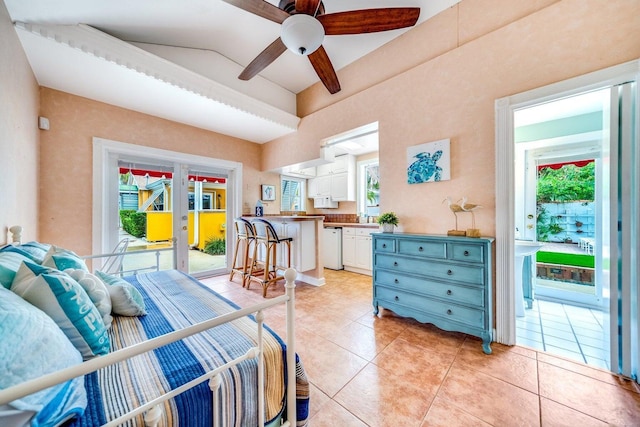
xmin=377 ymin=212 xmax=399 ymax=233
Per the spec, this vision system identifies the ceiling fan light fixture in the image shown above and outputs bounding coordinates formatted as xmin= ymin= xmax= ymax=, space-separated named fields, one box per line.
xmin=281 ymin=14 xmax=324 ymax=56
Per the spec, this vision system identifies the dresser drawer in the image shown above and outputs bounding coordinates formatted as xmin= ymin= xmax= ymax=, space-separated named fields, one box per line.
xmin=397 ymin=239 xmax=446 ymax=259
xmin=376 ymin=286 xmax=484 ymax=329
xmin=375 ymin=270 xmax=484 ymax=307
xmin=375 ymin=254 xmax=485 ymax=286
xmin=374 ymin=238 xmax=396 ymax=253
xmin=451 ymin=243 xmax=484 ymax=263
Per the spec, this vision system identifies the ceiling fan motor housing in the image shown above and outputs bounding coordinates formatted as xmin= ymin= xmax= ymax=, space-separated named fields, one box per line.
xmin=279 ymin=1 xmax=325 ymax=16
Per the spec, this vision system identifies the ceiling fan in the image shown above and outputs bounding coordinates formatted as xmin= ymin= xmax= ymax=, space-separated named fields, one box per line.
xmin=223 ymin=0 xmax=420 ymax=94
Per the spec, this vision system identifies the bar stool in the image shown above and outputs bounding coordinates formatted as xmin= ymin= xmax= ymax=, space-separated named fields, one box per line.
xmin=229 ymin=218 xmax=256 ymax=287
xmin=247 ymin=218 xmax=293 ymax=297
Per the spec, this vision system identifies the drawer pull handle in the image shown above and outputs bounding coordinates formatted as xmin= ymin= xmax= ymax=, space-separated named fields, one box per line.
xmin=447 ymin=309 xmax=453 ymax=315
xmin=394 ymin=279 xmax=399 ymax=284
xmin=418 ymin=246 xmax=424 ymax=251
xmin=447 ymin=290 xmax=452 ymax=295
xmin=394 ymin=262 xmax=398 ymax=267
xmin=394 ymin=296 xmax=399 ymax=301
xmin=382 ymin=244 xmax=387 ymax=248
xmin=464 ymin=250 xmax=470 ymax=256
xmin=447 ymin=269 xmax=453 ymax=275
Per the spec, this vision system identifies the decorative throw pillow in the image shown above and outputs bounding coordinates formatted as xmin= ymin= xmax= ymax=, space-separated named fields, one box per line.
xmin=42 ymin=246 xmax=88 ymax=272
xmin=17 ymin=241 xmax=52 ymax=264
xmin=0 ymin=286 xmax=86 ymax=427
xmin=0 ymin=251 xmax=31 ymax=289
xmin=95 ymin=270 xmax=147 ymax=316
xmin=65 ymin=269 xmax=113 ymax=330
xmin=11 ymin=262 xmax=110 ymax=360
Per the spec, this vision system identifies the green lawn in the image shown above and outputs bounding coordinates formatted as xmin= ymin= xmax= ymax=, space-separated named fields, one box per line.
xmin=536 ymin=251 xmax=595 ymax=268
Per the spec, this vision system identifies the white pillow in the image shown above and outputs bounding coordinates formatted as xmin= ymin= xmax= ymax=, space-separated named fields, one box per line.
xmin=95 ymin=271 xmax=147 ymax=316
xmin=42 ymin=245 xmax=88 ymax=272
xmin=65 ymin=269 xmax=113 ymax=329
xmin=11 ymin=262 xmax=110 ymax=360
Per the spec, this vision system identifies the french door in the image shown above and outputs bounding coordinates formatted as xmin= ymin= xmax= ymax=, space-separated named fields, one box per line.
xmin=92 ymin=138 xmax=242 ymax=278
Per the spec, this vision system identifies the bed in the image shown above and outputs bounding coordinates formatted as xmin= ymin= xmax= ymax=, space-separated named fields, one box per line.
xmin=0 ymin=238 xmax=308 ymax=427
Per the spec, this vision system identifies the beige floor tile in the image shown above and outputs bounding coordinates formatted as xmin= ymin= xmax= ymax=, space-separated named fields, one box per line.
xmin=397 ymin=321 xmax=466 ymax=356
xmin=453 ymin=344 xmax=539 ymax=393
xmin=334 ymin=363 xmax=435 ymax=427
xmin=421 ymin=396 xmax=492 ymax=426
xmin=540 ymin=397 xmax=609 ymax=426
xmin=326 ymin=319 xmax=403 ymax=361
xmin=439 ymin=364 xmax=540 ymax=426
xmin=538 ymin=361 xmax=640 ymax=425
xmin=372 ymin=338 xmax=455 ymax=394
xmin=308 ymin=399 xmax=369 ymax=427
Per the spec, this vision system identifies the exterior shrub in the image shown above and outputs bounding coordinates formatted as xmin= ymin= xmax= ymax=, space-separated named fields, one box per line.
xmin=203 ymin=237 xmax=225 ymax=255
xmin=120 ymin=210 xmax=146 ymax=238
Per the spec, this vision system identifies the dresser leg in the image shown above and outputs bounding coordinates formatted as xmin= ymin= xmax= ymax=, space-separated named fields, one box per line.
xmin=373 ymin=303 xmax=379 ymax=316
xmin=482 ymin=334 xmax=492 ymax=355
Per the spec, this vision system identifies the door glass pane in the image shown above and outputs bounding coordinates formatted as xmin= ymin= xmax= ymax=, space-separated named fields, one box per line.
xmin=117 ymin=163 xmax=175 ymax=274
xmin=188 ymin=172 xmax=227 ymax=275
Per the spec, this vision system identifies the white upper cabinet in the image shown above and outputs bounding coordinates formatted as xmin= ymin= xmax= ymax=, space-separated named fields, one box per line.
xmin=308 ymin=155 xmax=356 ymax=201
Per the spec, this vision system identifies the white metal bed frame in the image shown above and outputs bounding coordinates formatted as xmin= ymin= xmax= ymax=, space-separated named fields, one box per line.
xmin=0 ymin=235 xmax=298 ymax=427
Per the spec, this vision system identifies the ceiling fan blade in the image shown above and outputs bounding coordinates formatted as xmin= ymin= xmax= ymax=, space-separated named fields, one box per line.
xmin=308 ymin=46 xmax=341 ymax=94
xmin=318 ymin=8 xmax=420 ymax=35
xmin=239 ymin=38 xmax=287 ymax=80
xmin=295 ymin=0 xmax=321 ymax=16
xmin=222 ymin=0 xmax=290 ymax=24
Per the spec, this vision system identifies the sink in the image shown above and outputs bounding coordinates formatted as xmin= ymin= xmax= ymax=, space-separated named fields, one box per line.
xmin=514 ymin=240 xmax=544 ymax=317
xmin=515 ymin=240 xmax=545 ymax=256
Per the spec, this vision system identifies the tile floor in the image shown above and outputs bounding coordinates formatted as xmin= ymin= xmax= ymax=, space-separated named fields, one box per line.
xmin=517 ymin=299 xmax=610 ymax=370
xmin=201 ymin=269 xmax=640 ymax=426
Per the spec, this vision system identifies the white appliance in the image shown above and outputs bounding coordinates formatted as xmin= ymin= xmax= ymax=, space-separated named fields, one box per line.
xmin=323 ymin=227 xmax=343 ymax=270
xmin=314 ymin=196 xmax=338 ymax=209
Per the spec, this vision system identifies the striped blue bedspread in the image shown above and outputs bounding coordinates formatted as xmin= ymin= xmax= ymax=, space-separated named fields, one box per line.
xmin=68 ymin=270 xmax=309 ymax=426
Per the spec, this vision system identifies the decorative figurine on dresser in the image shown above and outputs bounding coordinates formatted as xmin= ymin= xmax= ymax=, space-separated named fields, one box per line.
xmin=372 ymin=233 xmax=495 ymax=354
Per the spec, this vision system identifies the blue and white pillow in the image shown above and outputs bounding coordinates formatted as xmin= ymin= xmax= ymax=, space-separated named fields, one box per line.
xmin=42 ymin=246 xmax=88 ymax=272
xmin=17 ymin=241 xmax=52 ymax=264
xmin=11 ymin=262 xmax=110 ymax=359
xmin=0 ymin=286 xmax=86 ymax=427
xmin=0 ymin=251 xmax=31 ymax=289
xmin=66 ymin=269 xmax=113 ymax=329
xmin=96 ymin=270 xmax=147 ymax=316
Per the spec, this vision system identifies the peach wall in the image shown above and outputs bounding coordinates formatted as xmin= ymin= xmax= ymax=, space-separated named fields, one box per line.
xmin=38 ymin=88 xmax=267 ymax=254
xmin=0 ymin=1 xmax=39 ymax=244
xmin=263 ymin=0 xmax=640 ymax=237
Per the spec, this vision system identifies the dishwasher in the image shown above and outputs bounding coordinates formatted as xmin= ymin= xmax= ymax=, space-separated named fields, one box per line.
xmin=323 ymin=227 xmax=343 ymax=270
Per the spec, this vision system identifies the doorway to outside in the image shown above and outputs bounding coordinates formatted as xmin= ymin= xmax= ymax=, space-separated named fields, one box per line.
xmin=513 ymin=89 xmax=609 ymax=368
xmin=496 ymin=60 xmax=639 ymax=383
xmin=93 ymin=138 xmax=242 ymax=279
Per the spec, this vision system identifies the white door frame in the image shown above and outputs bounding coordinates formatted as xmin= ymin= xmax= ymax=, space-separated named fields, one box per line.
xmin=494 ymin=59 xmax=640 ymax=345
xmin=92 ymin=137 xmax=242 ymax=274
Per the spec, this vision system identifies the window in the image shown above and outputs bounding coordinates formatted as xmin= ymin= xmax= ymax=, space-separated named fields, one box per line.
xmin=358 ymin=159 xmax=380 ymax=217
xmin=281 ymin=176 xmax=306 ymax=212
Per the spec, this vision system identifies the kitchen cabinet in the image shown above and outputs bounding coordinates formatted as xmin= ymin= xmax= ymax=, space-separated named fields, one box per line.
xmin=342 ymin=227 xmax=373 ymax=275
xmin=307 ymin=154 xmax=356 ymax=201
xmin=372 ymin=233 xmax=494 ymax=354
xmin=254 ymin=220 xmax=316 ymax=273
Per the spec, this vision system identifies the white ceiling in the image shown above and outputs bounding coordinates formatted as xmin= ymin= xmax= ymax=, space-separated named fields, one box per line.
xmin=5 ymin=0 xmax=460 ymax=143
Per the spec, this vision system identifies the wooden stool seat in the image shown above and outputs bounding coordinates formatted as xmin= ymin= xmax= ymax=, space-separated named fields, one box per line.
xmin=229 ymin=218 xmax=256 ymax=287
xmin=247 ymin=218 xmax=293 ymax=297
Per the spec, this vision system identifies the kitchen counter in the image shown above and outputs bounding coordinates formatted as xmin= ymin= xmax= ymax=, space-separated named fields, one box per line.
xmin=324 ymin=222 xmax=380 ymax=229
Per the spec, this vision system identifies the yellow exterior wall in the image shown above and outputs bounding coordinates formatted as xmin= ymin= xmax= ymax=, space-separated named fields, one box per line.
xmin=146 ymin=211 xmax=173 ymax=242
xmin=193 ymin=211 xmax=226 ymax=251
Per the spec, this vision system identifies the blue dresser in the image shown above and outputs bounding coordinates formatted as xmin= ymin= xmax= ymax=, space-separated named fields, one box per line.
xmin=372 ymin=233 xmax=494 ymax=354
